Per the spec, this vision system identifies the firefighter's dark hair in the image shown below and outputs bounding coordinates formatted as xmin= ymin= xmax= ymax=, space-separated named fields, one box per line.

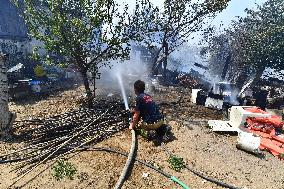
xmin=134 ymin=80 xmax=145 ymax=93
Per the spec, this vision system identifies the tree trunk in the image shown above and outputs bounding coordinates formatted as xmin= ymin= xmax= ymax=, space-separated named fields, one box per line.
xmin=221 ymin=53 xmax=231 ymax=80
xmin=253 ymin=65 xmax=266 ymax=84
xmin=235 ymin=70 xmax=249 ymax=89
xmin=91 ymin=65 xmax=98 ymax=97
xmin=0 ymin=54 xmax=10 ymax=131
xmin=93 ymin=78 xmax=97 ymax=97
xmin=81 ymin=71 xmax=93 ymax=107
xmin=235 ymin=65 xmax=266 ymax=89
xmin=163 ymin=42 xmax=169 ymax=82
xmin=93 ymin=77 xmax=96 ymax=97
xmin=151 ymin=47 xmax=163 ymax=76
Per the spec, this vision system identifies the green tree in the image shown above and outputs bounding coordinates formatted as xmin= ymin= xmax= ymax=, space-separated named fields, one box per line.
xmin=129 ymin=0 xmax=230 ymax=78
xmin=14 ymin=0 xmax=130 ymax=103
xmin=238 ymin=0 xmax=284 ymax=76
xmin=205 ymin=0 xmax=284 ymax=86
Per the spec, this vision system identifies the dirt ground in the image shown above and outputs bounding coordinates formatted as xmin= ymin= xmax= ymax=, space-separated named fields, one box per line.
xmin=1 ymin=85 xmax=284 ymax=189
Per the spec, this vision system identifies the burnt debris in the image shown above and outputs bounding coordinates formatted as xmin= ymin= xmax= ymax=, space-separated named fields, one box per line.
xmin=0 ymin=98 xmax=129 ymax=174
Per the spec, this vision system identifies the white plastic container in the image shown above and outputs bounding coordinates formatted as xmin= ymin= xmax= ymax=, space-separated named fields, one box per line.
xmin=237 ymin=131 xmax=261 ymax=154
xmin=229 ymin=106 xmax=271 ymax=128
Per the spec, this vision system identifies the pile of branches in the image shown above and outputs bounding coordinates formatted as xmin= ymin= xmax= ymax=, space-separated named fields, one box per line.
xmin=0 ymin=98 xmax=129 ymax=185
xmin=177 ymin=73 xmax=201 ymax=88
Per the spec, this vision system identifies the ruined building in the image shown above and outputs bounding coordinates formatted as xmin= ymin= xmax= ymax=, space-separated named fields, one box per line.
xmin=0 ymin=0 xmax=42 ymax=67
xmin=0 ymin=0 xmax=28 ymax=40
xmin=0 ymin=0 xmax=28 ymax=55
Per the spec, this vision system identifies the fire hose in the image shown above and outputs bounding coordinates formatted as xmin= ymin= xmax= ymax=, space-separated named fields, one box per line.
xmin=161 ymin=144 xmax=240 ymax=189
xmin=9 ymin=144 xmax=237 ymax=189
xmin=113 ymin=113 xmax=189 ymax=189
xmin=184 ymin=164 xmax=239 ymax=189
xmin=84 ymin=145 xmax=240 ymax=189
xmin=114 ymin=129 xmax=137 ymax=189
xmin=80 ymin=146 xmax=190 ymax=189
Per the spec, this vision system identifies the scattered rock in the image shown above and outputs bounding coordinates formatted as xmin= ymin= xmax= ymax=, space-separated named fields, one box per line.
xmin=142 ymin=172 xmax=149 ymax=178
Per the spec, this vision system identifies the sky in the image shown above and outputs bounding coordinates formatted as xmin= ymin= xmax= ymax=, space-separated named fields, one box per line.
xmin=119 ymin=0 xmax=268 ymax=27
xmin=118 ymin=0 xmax=268 ymax=44
xmin=212 ymin=0 xmax=268 ymax=28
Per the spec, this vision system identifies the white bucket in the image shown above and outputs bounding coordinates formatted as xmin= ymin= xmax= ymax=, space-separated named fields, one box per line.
xmin=237 ymin=132 xmax=261 ymax=154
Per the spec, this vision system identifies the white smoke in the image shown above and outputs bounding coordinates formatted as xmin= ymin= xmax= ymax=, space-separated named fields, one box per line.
xmin=96 ymin=50 xmax=150 ymax=98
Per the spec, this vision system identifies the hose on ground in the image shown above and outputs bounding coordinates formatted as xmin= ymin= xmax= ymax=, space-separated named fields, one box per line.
xmin=83 ymin=147 xmax=170 ymax=177
xmin=161 ymin=144 xmax=240 ymax=189
xmin=184 ymin=165 xmax=239 ymax=189
xmin=114 ymin=129 xmax=137 ymax=189
xmin=79 ymin=146 xmax=190 ymax=189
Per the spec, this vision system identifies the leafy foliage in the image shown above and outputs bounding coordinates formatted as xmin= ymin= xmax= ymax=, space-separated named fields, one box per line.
xmin=0 ymin=40 xmax=30 ymax=68
xmin=204 ymin=0 xmax=284 ymax=85
xmin=52 ymin=159 xmax=77 ymax=180
xmin=128 ymin=0 xmax=230 ymax=75
xmin=236 ymin=0 xmax=284 ymax=71
xmin=168 ymin=155 xmax=185 ymax=172
xmin=137 ymin=128 xmax=148 ymax=139
xmin=14 ymin=0 xmax=131 ymax=97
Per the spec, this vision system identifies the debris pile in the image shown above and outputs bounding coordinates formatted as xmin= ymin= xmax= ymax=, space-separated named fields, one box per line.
xmin=244 ymin=107 xmax=284 ymax=158
xmin=177 ymin=73 xmax=201 ymax=88
xmin=246 ymin=115 xmax=283 ymax=134
xmin=209 ymin=106 xmax=284 ymax=160
xmin=0 ymin=99 xmax=129 ymax=179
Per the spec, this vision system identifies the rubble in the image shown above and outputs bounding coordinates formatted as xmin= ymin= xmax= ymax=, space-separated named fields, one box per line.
xmin=177 ymin=73 xmax=201 ymax=88
xmin=208 ymin=106 xmax=284 ymax=160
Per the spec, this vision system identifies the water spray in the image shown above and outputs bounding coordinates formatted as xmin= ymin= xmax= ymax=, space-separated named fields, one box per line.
xmin=115 ymin=74 xmax=137 ymax=189
xmin=116 ymin=73 xmax=129 ymax=110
